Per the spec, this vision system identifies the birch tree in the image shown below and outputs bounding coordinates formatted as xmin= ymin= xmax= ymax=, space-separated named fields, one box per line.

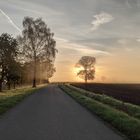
xmin=18 ymin=17 xmax=57 ymax=87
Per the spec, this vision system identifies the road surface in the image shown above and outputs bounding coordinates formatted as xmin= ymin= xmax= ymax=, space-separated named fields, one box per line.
xmin=0 ymin=85 xmax=123 ymax=140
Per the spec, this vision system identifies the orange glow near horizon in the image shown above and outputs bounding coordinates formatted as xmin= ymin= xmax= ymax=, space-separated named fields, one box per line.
xmin=72 ymin=67 xmax=83 ymax=82
xmin=51 ymin=39 xmax=140 ymax=83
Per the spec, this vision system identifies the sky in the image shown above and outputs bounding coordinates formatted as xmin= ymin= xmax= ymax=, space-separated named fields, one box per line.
xmin=0 ymin=0 xmax=140 ymax=83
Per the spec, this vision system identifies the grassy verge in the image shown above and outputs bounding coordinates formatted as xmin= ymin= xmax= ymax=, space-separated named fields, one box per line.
xmin=60 ymin=85 xmax=140 ymax=140
xmin=0 ymin=85 xmax=46 ymax=115
xmin=68 ymin=84 xmax=140 ymax=120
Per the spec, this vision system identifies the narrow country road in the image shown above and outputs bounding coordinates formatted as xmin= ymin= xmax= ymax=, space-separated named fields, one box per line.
xmin=0 ymin=85 xmax=123 ymax=140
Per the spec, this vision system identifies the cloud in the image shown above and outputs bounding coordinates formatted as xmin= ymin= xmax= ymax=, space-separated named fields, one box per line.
xmin=136 ymin=38 xmax=140 ymax=42
xmin=55 ymin=37 xmax=69 ymax=43
xmin=91 ymin=12 xmax=114 ymax=31
xmin=125 ymin=0 xmax=138 ymax=8
xmin=67 ymin=43 xmax=110 ymax=56
xmin=56 ymin=36 xmax=110 ymax=56
xmin=117 ymin=39 xmax=128 ymax=45
xmin=0 ymin=8 xmax=21 ymax=32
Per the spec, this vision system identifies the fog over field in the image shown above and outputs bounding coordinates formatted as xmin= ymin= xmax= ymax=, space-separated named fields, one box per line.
xmin=0 ymin=0 xmax=140 ymax=83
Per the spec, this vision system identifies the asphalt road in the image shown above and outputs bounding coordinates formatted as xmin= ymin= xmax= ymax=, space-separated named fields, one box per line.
xmin=0 ymin=85 xmax=123 ymax=140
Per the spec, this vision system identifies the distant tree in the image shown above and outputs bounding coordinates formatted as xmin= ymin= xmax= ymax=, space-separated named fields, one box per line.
xmin=76 ymin=56 xmax=96 ymax=83
xmin=18 ymin=17 xmax=57 ymax=87
xmin=0 ymin=33 xmax=18 ymax=91
xmin=101 ymin=76 xmax=106 ymax=82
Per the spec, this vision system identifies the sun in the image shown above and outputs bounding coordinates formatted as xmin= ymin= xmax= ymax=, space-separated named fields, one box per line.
xmin=71 ymin=66 xmax=83 ymax=82
xmin=73 ymin=66 xmax=83 ymax=74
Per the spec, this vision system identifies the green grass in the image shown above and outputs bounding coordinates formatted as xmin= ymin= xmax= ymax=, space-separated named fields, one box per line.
xmin=0 ymin=85 xmax=46 ymax=115
xmin=68 ymin=84 xmax=140 ymax=120
xmin=60 ymin=85 xmax=140 ymax=140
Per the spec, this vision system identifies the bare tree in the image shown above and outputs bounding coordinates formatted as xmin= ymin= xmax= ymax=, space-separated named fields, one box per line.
xmin=76 ymin=56 xmax=96 ymax=83
xmin=18 ymin=17 xmax=57 ymax=87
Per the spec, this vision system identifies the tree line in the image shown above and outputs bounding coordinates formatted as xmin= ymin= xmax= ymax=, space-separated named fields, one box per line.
xmin=0 ymin=17 xmax=57 ymax=91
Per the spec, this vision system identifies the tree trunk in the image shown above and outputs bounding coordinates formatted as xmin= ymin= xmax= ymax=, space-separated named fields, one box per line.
xmin=85 ymin=69 xmax=88 ymax=91
xmin=0 ymin=70 xmax=4 ymax=92
xmin=8 ymin=82 xmax=11 ymax=90
xmin=0 ymin=80 xmax=2 ymax=92
xmin=33 ymin=78 xmax=36 ymax=88
xmin=13 ymin=81 xmax=16 ymax=89
xmin=46 ymin=79 xmax=49 ymax=83
xmin=85 ymin=69 xmax=88 ymax=83
xmin=85 ymin=77 xmax=87 ymax=83
xmin=32 ymin=57 xmax=37 ymax=88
